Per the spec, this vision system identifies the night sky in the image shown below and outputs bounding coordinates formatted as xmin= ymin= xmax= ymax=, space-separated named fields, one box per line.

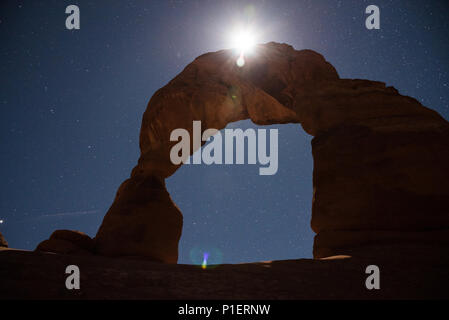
xmin=1 ymin=0 xmax=448 ymax=264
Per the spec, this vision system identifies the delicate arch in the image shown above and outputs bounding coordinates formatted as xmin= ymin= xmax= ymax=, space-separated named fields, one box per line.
xmin=40 ymin=43 xmax=449 ymax=263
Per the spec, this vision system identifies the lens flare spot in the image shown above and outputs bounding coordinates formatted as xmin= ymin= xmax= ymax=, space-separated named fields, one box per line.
xmin=236 ymin=55 xmax=245 ymax=67
xmin=189 ymin=246 xmax=223 ymax=269
xmin=202 ymin=252 xmax=209 ymax=269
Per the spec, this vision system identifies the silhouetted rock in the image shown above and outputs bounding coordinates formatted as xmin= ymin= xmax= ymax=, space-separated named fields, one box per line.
xmin=1 ymin=249 xmax=448 ymax=299
xmin=93 ymin=42 xmax=449 ymax=262
xmin=94 ymin=176 xmax=182 ymax=263
xmin=0 ymin=231 xmax=7 ymax=247
xmin=36 ymin=230 xmax=95 ymax=255
xmin=311 ymin=123 xmax=449 ymax=258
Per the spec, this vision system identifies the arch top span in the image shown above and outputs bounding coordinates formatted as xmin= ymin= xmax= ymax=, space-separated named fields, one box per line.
xmin=135 ymin=42 xmax=435 ymax=180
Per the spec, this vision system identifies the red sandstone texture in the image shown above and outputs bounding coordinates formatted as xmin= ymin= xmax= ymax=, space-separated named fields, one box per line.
xmin=33 ymin=42 xmax=449 ymax=263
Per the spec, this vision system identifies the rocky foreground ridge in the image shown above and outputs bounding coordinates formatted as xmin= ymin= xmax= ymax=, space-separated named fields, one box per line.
xmin=0 ymin=248 xmax=448 ymax=299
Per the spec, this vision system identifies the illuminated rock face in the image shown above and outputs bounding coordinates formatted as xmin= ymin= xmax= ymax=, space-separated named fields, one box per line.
xmin=58 ymin=42 xmax=449 ymax=262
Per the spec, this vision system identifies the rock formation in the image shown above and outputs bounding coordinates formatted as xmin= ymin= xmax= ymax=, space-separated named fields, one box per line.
xmin=0 ymin=231 xmax=7 ymax=248
xmin=36 ymin=230 xmax=95 ymax=255
xmin=2 ymin=249 xmax=448 ymax=299
xmin=38 ymin=42 xmax=449 ymax=263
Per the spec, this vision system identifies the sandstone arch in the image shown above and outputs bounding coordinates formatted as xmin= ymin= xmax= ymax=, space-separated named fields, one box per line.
xmin=90 ymin=43 xmax=448 ymax=263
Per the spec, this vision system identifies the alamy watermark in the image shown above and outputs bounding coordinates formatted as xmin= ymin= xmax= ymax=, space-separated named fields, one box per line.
xmin=365 ymin=5 xmax=380 ymax=30
xmin=65 ymin=5 xmax=379 ymax=31
xmin=65 ymin=265 xmax=80 ymax=290
xmin=170 ymin=121 xmax=278 ymax=175
xmin=365 ymin=265 xmax=380 ymax=290
xmin=65 ymin=5 xmax=80 ymax=30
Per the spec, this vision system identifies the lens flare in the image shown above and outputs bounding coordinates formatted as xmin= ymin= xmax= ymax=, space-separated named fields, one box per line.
xmin=189 ymin=246 xmax=223 ymax=269
xmin=236 ymin=54 xmax=245 ymax=67
xmin=202 ymin=252 xmax=209 ymax=269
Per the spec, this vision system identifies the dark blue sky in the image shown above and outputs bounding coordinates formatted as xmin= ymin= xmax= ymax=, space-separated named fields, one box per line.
xmin=0 ymin=0 xmax=448 ymax=264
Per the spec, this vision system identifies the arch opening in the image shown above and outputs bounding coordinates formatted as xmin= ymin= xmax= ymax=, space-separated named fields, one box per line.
xmin=165 ymin=119 xmax=314 ymax=265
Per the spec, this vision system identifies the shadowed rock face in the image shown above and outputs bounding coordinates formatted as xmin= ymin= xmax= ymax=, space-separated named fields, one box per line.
xmin=36 ymin=230 xmax=95 ymax=256
xmin=39 ymin=42 xmax=449 ymax=263
xmin=2 ymin=250 xmax=449 ymax=299
xmin=0 ymin=231 xmax=7 ymax=248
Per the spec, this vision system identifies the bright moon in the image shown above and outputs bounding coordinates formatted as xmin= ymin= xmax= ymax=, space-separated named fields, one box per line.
xmin=230 ymin=28 xmax=256 ymax=54
xmin=230 ymin=28 xmax=257 ymax=67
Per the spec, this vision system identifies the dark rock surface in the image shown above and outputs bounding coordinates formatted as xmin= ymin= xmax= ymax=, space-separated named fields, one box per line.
xmin=36 ymin=230 xmax=95 ymax=256
xmin=0 ymin=231 xmax=7 ymax=248
xmin=1 ymin=249 xmax=448 ymax=299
